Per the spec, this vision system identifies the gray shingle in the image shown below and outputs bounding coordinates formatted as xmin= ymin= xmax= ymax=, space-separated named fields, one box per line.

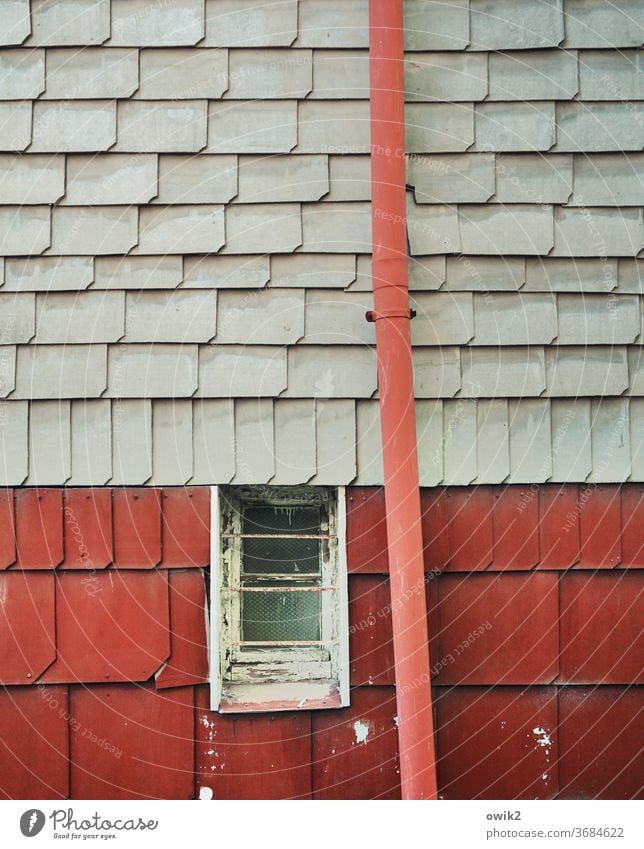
xmin=553 ymin=207 xmax=644 ymax=256
xmin=272 ymin=399 xmax=316 ymax=484
xmin=442 ymin=399 xmax=477 ymax=484
xmin=27 ymin=400 xmax=70 ymax=485
xmin=297 ymin=0 xmax=368 ymax=48
xmin=630 ymin=399 xmax=644 ymax=479
xmin=476 ymin=399 xmax=510 ymax=483
xmin=208 ymin=101 xmax=297 ymax=153
xmin=327 ymin=155 xmax=371 ymax=201
xmin=137 ymin=49 xmax=228 ymax=100
xmin=354 ymin=400 xmax=383 ymax=485
xmin=416 ymin=399 xmax=444 ymax=486
xmin=28 ymin=0 xmax=110 ymax=46
xmin=63 ymin=154 xmax=158 ymax=205
xmin=50 ymin=207 xmax=138 ymax=256
xmin=578 ymin=50 xmax=644 ymax=100
xmin=297 ymin=101 xmax=371 ymax=153
xmin=444 ymin=255 xmax=526 ymax=290
xmin=183 ymin=255 xmax=270 ymax=289
xmin=507 ymin=399 xmax=552 ymax=483
xmin=470 ymin=0 xmax=564 ymax=50
xmin=192 ymin=399 xmax=235 ymax=484
xmin=110 ymin=399 xmax=152 ymax=485
xmin=13 ymin=344 xmax=108 ymax=399
xmin=216 ymin=289 xmax=304 ymax=344
xmin=227 ymin=49 xmax=312 ymax=99
xmin=619 ymin=259 xmax=644 ymax=293
xmin=409 ymin=255 xmax=447 ymax=290
xmin=237 ymin=155 xmax=328 ymax=203
xmin=406 ymin=199 xmax=461 ymax=254
xmin=494 ymin=154 xmax=573 ymax=204
xmin=459 ymin=347 xmax=546 ymax=397
xmin=550 ymin=399 xmax=592 ymax=482
xmin=301 ymin=202 xmax=371 ymax=252
xmin=155 ymin=155 xmax=236 ymax=204
xmin=232 ymin=398 xmax=275 ymax=484
xmin=406 ymin=103 xmax=475 ymax=152
xmin=0 ymin=154 xmax=65 ymax=204
xmin=405 ymin=52 xmax=488 ymax=102
xmin=115 ymin=101 xmax=208 ymax=153
xmin=310 ymin=399 xmax=356 ymax=484
xmin=197 ymin=345 xmax=287 ymax=397
xmin=0 ymin=49 xmax=44 ymax=99
xmin=205 ymin=0 xmax=298 ymax=47
xmin=110 ymin=0 xmax=205 ymax=47
xmin=94 ymin=257 xmax=183 ymax=290
xmin=106 ymin=344 xmax=198 ymax=398
xmin=150 ymin=399 xmax=193 ymax=485
xmin=545 ymin=346 xmax=629 ymax=396
xmin=0 ymin=207 xmax=50 ymax=256
xmin=589 ymin=398 xmax=631 ymax=483
xmin=302 ymin=290 xmax=374 ymax=344
xmin=557 ymin=294 xmax=640 ymax=344
xmin=570 ymin=154 xmax=644 ymax=206
xmin=311 ymin=50 xmax=369 ymax=99
xmin=125 ymin=291 xmax=216 ymax=343
xmin=223 ymin=203 xmax=302 ymax=253
xmin=285 ymin=346 xmax=377 ymax=398
xmin=472 ymin=293 xmax=558 ymax=345
xmin=35 ymin=292 xmax=125 ymax=344
xmin=31 ymin=101 xmax=116 ymax=152
xmin=525 ymin=257 xmax=617 ymax=292
xmin=628 ymin=346 xmax=644 ymax=395
xmin=488 ymin=50 xmax=578 ymax=100
xmin=410 ymin=293 xmax=474 ymax=344
xmin=413 ymin=347 xmax=462 ymax=397
xmin=474 ymin=102 xmax=556 ymax=151
xmin=0 ymin=401 xmax=27 ymax=485
xmin=0 ymin=102 xmax=32 ymax=151
xmin=347 ymin=254 xmax=377 ymax=291
xmin=404 ymin=0 xmax=470 ymax=52
xmin=5 ymin=257 xmax=94 ymax=292
xmin=459 ymin=205 xmax=554 ymax=255
xmin=136 ymin=205 xmax=225 ymax=255
xmin=43 ymin=48 xmax=139 ymax=99
xmin=563 ymin=0 xmax=644 ymax=49
xmin=410 ymin=153 xmax=494 ymax=203
xmin=69 ymin=399 xmax=112 ymax=485
xmin=272 ymin=254 xmax=355 ymax=288
xmin=0 ymin=0 xmax=30 ymax=46
xmin=554 ymin=103 xmax=644 ymax=152
xmin=0 ymin=347 xmax=16 ymax=398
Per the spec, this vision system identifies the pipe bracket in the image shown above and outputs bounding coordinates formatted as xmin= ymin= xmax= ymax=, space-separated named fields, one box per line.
xmin=366 ymin=309 xmax=416 ymax=322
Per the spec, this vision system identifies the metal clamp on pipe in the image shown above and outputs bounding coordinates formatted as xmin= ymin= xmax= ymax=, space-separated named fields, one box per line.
xmin=365 ymin=309 xmax=417 ymax=322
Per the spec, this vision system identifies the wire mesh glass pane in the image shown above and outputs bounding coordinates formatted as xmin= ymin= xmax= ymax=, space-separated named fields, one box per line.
xmin=242 ymin=506 xmax=321 ymax=574
xmin=242 ymin=590 xmax=321 ymax=642
xmin=243 ymin=506 xmax=321 ymax=535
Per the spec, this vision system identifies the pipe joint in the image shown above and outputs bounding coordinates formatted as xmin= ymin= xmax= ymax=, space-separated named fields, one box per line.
xmin=366 ymin=308 xmax=416 ymax=322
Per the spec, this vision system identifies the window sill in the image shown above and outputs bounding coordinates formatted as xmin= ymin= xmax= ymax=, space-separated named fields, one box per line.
xmin=217 ymin=679 xmax=343 ymax=714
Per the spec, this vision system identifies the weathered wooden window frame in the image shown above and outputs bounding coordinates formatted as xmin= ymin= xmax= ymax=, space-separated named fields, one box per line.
xmin=210 ymin=485 xmax=350 ymax=713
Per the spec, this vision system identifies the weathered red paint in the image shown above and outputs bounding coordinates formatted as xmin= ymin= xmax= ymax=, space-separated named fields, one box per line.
xmin=0 ymin=488 xmax=15 ymax=569
xmin=435 ymin=686 xmax=558 ymax=800
xmin=446 ymin=487 xmax=494 ymax=571
xmin=160 ymin=487 xmax=210 ymax=568
xmin=559 ymin=572 xmax=643 ymax=684
xmin=369 ymin=0 xmax=437 ymax=798
xmin=41 ymin=571 xmax=170 ymax=684
xmin=578 ymin=484 xmax=621 ymax=568
xmin=156 ymin=569 xmax=208 ymax=689
xmin=420 ymin=488 xmax=450 ymax=572
xmin=558 ymin=687 xmax=644 ymax=799
xmin=491 ymin=486 xmax=540 ymax=570
xmin=0 ymin=571 xmax=55 ymax=684
xmin=620 ymin=486 xmax=644 ymax=568
xmin=195 ymin=687 xmax=312 ymax=799
xmin=14 ymin=489 xmax=63 ymax=570
xmin=61 ymin=489 xmax=112 ymax=570
xmin=431 ymin=573 xmax=559 ymax=685
xmin=538 ymin=485 xmax=580 ymax=569
xmin=70 ymin=684 xmax=194 ymax=799
xmin=312 ymin=687 xmax=400 ymax=799
xmin=0 ymin=685 xmax=69 ymax=799
xmin=349 ymin=575 xmax=395 ymax=686
xmin=112 ymin=487 xmax=161 ymax=569
xmin=346 ymin=488 xmax=388 ymax=573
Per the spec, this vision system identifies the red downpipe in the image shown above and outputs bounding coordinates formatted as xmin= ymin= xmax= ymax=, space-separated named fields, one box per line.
xmin=367 ymin=0 xmax=438 ymax=800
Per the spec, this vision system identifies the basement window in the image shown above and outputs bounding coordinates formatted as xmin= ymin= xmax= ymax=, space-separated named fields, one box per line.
xmin=210 ymin=485 xmax=349 ymax=713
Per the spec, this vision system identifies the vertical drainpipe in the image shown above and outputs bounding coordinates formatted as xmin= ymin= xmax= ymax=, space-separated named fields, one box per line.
xmin=367 ymin=0 xmax=438 ymax=800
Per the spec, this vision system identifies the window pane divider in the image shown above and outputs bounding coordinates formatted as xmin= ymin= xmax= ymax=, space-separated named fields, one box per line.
xmin=224 ymin=586 xmax=335 ymax=593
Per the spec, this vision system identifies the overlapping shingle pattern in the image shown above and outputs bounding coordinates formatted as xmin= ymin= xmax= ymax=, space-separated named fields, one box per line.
xmin=0 ymin=0 xmax=642 ymax=485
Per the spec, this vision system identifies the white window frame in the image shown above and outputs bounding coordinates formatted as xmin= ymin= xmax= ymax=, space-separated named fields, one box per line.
xmin=210 ymin=485 xmax=349 ymax=713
